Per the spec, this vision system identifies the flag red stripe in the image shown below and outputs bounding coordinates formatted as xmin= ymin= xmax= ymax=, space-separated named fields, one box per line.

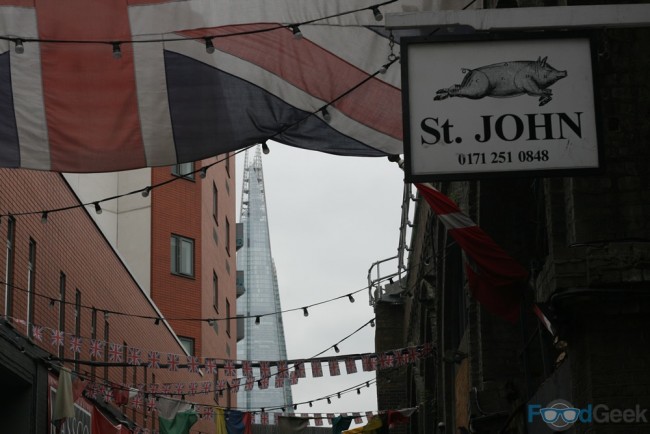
xmin=36 ymin=0 xmax=145 ymax=172
xmin=180 ymin=24 xmax=402 ymax=140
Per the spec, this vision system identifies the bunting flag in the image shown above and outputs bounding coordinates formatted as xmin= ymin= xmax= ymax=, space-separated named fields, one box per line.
xmin=345 ymin=358 xmax=358 ymax=375
xmin=215 ymin=408 xmax=228 ymax=434
xmin=278 ymin=416 xmax=309 ymax=433
xmin=415 ymin=183 xmax=529 ymax=323
xmin=156 ymin=397 xmax=198 ymax=434
xmin=53 ymin=367 xmax=75 ymax=422
xmin=329 ymin=360 xmax=341 ymax=376
xmin=387 ymin=408 xmax=416 ymax=427
xmin=224 ymin=410 xmax=252 ymax=434
xmin=0 ymin=0 xmax=408 ymax=173
xmin=332 ymin=415 xmax=354 ymax=434
xmin=92 ymin=406 xmax=128 ymax=434
xmin=311 ymin=361 xmax=323 ymax=377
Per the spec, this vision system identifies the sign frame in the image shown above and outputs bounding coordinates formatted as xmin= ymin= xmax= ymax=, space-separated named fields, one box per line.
xmin=401 ymin=31 xmax=603 ymax=182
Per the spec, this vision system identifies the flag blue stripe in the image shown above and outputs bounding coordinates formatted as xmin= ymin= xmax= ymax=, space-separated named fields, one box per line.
xmin=164 ymin=50 xmax=384 ymax=163
xmin=0 ymin=52 xmax=20 ymax=168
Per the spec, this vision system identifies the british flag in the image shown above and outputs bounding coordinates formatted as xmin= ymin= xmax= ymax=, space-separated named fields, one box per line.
xmin=161 ymin=383 xmax=171 ymax=395
xmin=167 ymin=354 xmax=179 ymax=371
xmin=345 ymin=358 xmax=357 ymax=374
xmin=204 ymin=358 xmax=217 ymax=374
xmin=147 ymin=351 xmax=161 ymax=369
xmin=260 ymin=412 xmax=269 ymax=425
xmin=289 ymin=371 xmax=299 ymax=385
xmin=230 ymin=377 xmax=241 ymax=392
xmin=201 ymin=381 xmax=211 ymax=395
xmin=353 ymin=413 xmax=363 ymax=424
xmin=378 ymin=352 xmax=393 ymax=369
xmin=242 ymin=361 xmax=253 ymax=378
xmin=311 ymin=361 xmax=323 ymax=377
xmin=365 ymin=412 xmax=374 ymax=422
xmin=186 ymin=356 xmax=200 ymax=373
xmin=244 ymin=377 xmax=255 ymax=391
xmin=69 ymin=335 xmax=83 ymax=354
xmin=0 ymin=0 xmax=410 ymax=173
xmin=108 ymin=343 xmax=123 ymax=363
xmin=146 ymin=396 xmax=156 ymax=413
xmin=90 ymin=339 xmax=104 ymax=358
xmin=295 ymin=361 xmax=306 ymax=378
xmin=361 ymin=355 xmax=375 ymax=372
xmin=314 ymin=414 xmax=323 ymax=426
xmin=328 ymin=360 xmax=340 ymax=376
xmin=276 ymin=361 xmax=288 ymax=379
xmin=223 ymin=360 xmax=236 ymax=377
xmin=51 ymin=329 xmax=65 ymax=347
xmin=188 ymin=382 xmax=198 ymax=395
xmin=395 ymin=351 xmax=409 ymax=367
xmin=327 ymin=414 xmax=335 ymax=424
xmin=274 ymin=375 xmax=284 ymax=389
xmin=258 ymin=377 xmax=269 ymax=390
xmin=259 ymin=361 xmax=271 ymax=378
xmin=174 ymin=383 xmax=184 ymax=395
xmin=32 ymin=325 xmax=43 ymax=342
xmin=127 ymin=347 xmax=142 ymax=366
xmin=408 ymin=347 xmax=419 ymax=363
xmin=131 ymin=393 xmax=143 ymax=410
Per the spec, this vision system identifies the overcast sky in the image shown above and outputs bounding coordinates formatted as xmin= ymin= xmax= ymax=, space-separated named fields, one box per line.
xmin=236 ymin=143 xmax=408 ymax=426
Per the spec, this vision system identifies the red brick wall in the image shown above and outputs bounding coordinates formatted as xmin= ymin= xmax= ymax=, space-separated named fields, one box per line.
xmin=0 ymin=169 xmax=217 ymax=432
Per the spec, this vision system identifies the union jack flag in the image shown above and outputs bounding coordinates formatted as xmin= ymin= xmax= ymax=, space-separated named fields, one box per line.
xmin=314 ymin=414 xmax=323 ymax=426
xmin=294 ymin=361 xmax=306 ymax=378
xmin=395 ymin=351 xmax=409 ymax=367
xmin=108 ymin=343 xmax=123 ymax=363
xmin=199 ymin=406 xmax=214 ymax=420
xmin=127 ymin=347 xmax=142 ymax=366
xmin=258 ymin=377 xmax=269 ymax=390
xmin=290 ymin=371 xmax=299 ymax=385
xmin=361 ymin=355 xmax=375 ymax=372
xmin=423 ymin=342 xmax=434 ymax=357
xmin=408 ymin=347 xmax=419 ymax=363
xmin=148 ymin=383 xmax=159 ymax=394
xmin=345 ymin=358 xmax=357 ymax=374
xmin=276 ymin=361 xmax=288 ymax=379
xmin=90 ymin=339 xmax=104 ymax=358
xmin=328 ymin=360 xmax=340 ymax=376
xmin=204 ymin=358 xmax=217 ymax=374
xmin=103 ymin=386 xmax=112 ymax=402
xmin=311 ymin=361 xmax=323 ymax=377
xmin=327 ymin=414 xmax=335 ymax=424
xmin=186 ymin=356 xmax=200 ymax=373
xmin=230 ymin=377 xmax=241 ymax=392
xmin=223 ymin=360 xmax=236 ymax=377
xmin=69 ymin=335 xmax=83 ymax=353
xmin=146 ymin=396 xmax=156 ymax=413
xmin=51 ymin=330 xmax=65 ymax=347
xmin=378 ymin=353 xmax=393 ymax=369
xmin=167 ymin=354 xmax=179 ymax=371
xmin=365 ymin=412 xmax=374 ymax=422
xmin=244 ymin=377 xmax=255 ymax=391
xmin=259 ymin=361 xmax=271 ymax=378
xmin=260 ymin=412 xmax=269 ymax=425
xmin=274 ymin=375 xmax=284 ymax=389
xmin=32 ymin=325 xmax=43 ymax=342
xmin=201 ymin=381 xmax=211 ymax=394
xmin=188 ymin=382 xmax=198 ymax=395
xmin=353 ymin=413 xmax=363 ymax=424
xmin=147 ymin=351 xmax=161 ymax=368
xmin=174 ymin=383 xmax=184 ymax=395
xmin=161 ymin=384 xmax=171 ymax=395
xmin=242 ymin=361 xmax=253 ymax=378
xmin=218 ymin=379 xmax=228 ymax=392
xmin=131 ymin=393 xmax=143 ymax=409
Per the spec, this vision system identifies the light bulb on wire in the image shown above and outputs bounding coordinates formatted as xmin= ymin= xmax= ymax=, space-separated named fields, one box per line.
xmin=15 ymin=39 xmax=24 ymax=54
xmin=112 ymin=42 xmax=122 ymax=59
xmin=371 ymin=6 xmax=383 ymax=21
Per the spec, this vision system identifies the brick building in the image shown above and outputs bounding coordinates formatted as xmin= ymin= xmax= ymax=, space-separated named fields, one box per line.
xmin=0 ymin=168 xmax=227 ymax=432
xmin=375 ymin=3 xmax=650 ymax=434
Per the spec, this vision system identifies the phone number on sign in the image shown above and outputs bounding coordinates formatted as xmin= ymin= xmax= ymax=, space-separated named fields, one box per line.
xmin=457 ymin=150 xmax=549 ymax=166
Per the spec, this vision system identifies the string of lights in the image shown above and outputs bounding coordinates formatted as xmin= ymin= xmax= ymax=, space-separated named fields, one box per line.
xmin=0 ymin=279 xmax=367 ymax=324
xmin=0 ymin=53 xmax=399 ymax=221
xmin=0 ymin=0 xmax=397 ymax=52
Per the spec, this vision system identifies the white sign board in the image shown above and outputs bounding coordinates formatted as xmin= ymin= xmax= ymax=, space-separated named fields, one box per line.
xmin=402 ymin=33 xmax=600 ymax=181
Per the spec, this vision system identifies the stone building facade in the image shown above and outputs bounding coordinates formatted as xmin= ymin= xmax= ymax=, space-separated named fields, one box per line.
xmin=376 ymin=3 xmax=650 ymax=434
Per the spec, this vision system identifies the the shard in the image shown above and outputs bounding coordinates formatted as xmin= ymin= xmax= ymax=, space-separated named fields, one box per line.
xmin=237 ymin=146 xmax=293 ymax=421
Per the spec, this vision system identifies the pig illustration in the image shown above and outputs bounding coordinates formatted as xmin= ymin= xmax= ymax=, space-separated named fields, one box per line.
xmin=434 ymin=57 xmax=567 ymax=106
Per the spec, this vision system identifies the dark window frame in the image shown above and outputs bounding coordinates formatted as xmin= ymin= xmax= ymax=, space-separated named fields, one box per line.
xmin=170 ymin=234 xmax=195 ymax=278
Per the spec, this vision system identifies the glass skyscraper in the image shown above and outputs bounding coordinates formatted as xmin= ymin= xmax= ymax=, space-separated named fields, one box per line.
xmin=237 ymin=146 xmax=293 ymax=422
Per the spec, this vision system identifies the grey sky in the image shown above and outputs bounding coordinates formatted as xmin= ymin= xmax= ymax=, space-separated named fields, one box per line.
xmin=236 ymin=143 xmax=407 ymax=425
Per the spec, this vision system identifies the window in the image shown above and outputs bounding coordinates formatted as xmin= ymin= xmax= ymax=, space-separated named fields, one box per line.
xmin=213 ymin=182 xmax=218 ymax=223
xmin=171 ymin=162 xmax=195 ymax=180
xmin=226 ymin=298 xmax=231 ymax=337
xmin=171 ymin=235 xmax=194 ymax=277
xmin=179 ymin=336 xmax=195 ymax=356
xmin=4 ymin=216 xmax=15 ymax=317
xmin=27 ymin=239 xmax=36 ymax=338
xmin=213 ymin=271 xmax=219 ymax=313
xmin=225 ymin=218 xmax=231 ymax=255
